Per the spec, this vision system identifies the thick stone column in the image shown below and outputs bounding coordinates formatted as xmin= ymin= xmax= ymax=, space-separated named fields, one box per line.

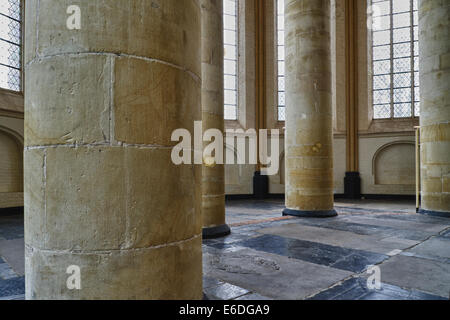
xmin=201 ymin=0 xmax=230 ymax=238
xmin=418 ymin=0 xmax=450 ymax=217
xmin=24 ymin=0 xmax=202 ymax=299
xmin=282 ymin=0 xmax=337 ymax=218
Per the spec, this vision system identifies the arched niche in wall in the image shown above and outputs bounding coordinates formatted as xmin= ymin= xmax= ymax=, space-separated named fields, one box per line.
xmin=372 ymin=141 xmax=415 ymax=186
xmin=0 ymin=125 xmax=24 ymax=193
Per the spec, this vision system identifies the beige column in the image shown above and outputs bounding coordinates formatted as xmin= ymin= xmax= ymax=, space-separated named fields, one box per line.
xmin=24 ymin=0 xmax=202 ymax=299
xmin=201 ymin=0 xmax=230 ymax=238
xmin=283 ymin=0 xmax=337 ymax=217
xmin=418 ymin=0 xmax=450 ymax=217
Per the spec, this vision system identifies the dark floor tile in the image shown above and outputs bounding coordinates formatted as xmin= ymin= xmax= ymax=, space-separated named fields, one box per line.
xmin=308 ymin=278 xmax=368 ymax=300
xmin=309 ymin=277 xmax=447 ymax=300
xmin=235 ymin=293 xmax=272 ymax=300
xmin=0 ymin=277 xmax=25 ymax=298
xmin=365 ymin=284 xmax=447 ymax=300
xmin=360 ymin=292 xmax=399 ymax=300
xmin=230 ymin=234 xmax=388 ymax=273
xmin=408 ymin=290 xmax=447 ymax=300
xmin=378 ymin=283 xmax=415 ymax=299
xmin=331 ymin=254 xmax=385 ymax=274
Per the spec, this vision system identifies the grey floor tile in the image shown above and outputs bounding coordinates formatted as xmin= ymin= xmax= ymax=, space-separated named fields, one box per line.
xmin=0 ymin=263 xmax=18 ymax=280
xmin=379 ymin=254 xmax=450 ymax=298
xmin=407 ymin=237 xmax=450 ymax=259
xmin=0 ymin=238 xmax=24 ymax=276
xmin=204 ymin=247 xmax=352 ymax=300
xmin=204 ymin=282 xmax=249 ymax=300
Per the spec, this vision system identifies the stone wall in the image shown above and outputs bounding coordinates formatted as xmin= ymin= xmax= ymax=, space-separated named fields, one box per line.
xmin=0 ymin=89 xmax=24 ymax=209
xmin=224 ymin=0 xmax=418 ymax=197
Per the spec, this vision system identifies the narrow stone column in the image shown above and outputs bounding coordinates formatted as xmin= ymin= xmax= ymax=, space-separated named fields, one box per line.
xmin=24 ymin=0 xmax=202 ymax=299
xmin=418 ymin=0 xmax=450 ymax=217
xmin=201 ymin=0 xmax=230 ymax=238
xmin=282 ymin=0 xmax=337 ymax=217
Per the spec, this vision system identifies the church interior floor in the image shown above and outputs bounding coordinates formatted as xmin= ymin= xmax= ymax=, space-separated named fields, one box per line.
xmin=1 ymin=199 xmax=450 ymax=300
xmin=204 ymin=199 xmax=450 ymax=300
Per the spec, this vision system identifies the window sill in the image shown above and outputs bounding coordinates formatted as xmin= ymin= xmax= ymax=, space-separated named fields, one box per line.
xmin=0 ymin=87 xmax=23 ymax=97
xmin=0 ymin=87 xmax=24 ymax=115
xmin=366 ymin=117 xmax=419 ymax=134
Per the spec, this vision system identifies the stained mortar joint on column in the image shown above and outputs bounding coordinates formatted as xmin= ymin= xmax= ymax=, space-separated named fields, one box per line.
xmin=26 ymin=52 xmax=201 ymax=84
xmin=35 ymin=0 xmax=41 ymax=59
xmin=109 ymin=55 xmax=115 ymax=146
xmin=43 ymin=148 xmax=47 ymax=231
xmin=202 ymin=194 xmax=224 ymax=199
xmin=25 ymin=233 xmax=202 ymax=255
xmin=25 ymin=142 xmax=173 ymax=151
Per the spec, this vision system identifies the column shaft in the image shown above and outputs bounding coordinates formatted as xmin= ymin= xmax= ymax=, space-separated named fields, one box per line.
xmin=419 ymin=0 xmax=450 ymax=217
xmin=24 ymin=0 xmax=202 ymax=299
xmin=201 ymin=0 xmax=230 ymax=238
xmin=283 ymin=0 xmax=337 ymax=217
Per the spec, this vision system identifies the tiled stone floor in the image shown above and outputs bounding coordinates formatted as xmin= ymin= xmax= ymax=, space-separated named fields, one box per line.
xmin=1 ymin=200 xmax=449 ymax=300
xmin=0 ymin=209 xmax=25 ymax=300
xmin=203 ymin=199 xmax=450 ymax=300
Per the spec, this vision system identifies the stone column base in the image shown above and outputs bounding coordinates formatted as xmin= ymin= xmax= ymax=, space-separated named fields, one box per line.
xmin=419 ymin=209 xmax=450 ymax=218
xmin=283 ymin=208 xmax=338 ymax=218
xmin=202 ymin=224 xmax=231 ymax=239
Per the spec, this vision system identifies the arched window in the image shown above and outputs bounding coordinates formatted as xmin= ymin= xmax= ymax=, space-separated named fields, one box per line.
xmin=0 ymin=0 xmax=22 ymax=92
xmin=371 ymin=0 xmax=419 ymax=119
xmin=224 ymin=0 xmax=238 ymax=120
xmin=276 ymin=0 xmax=285 ymax=121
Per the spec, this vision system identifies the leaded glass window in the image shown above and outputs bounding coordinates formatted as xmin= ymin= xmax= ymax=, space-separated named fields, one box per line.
xmin=0 ymin=0 xmax=21 ymax=92
xmin=276 ymin=0 xmax=285 ymax=121
xmin=371 ymin=0 xmax=420 ymax=119
xmin=224 ymin=0 xmax=238 ymax=120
